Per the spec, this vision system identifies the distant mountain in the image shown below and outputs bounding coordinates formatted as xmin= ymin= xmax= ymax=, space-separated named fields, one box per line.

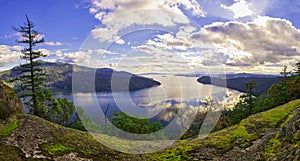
xmin=175 ymin=73 xmax=205 ymax=77
xmin=0 ymin=61 xmax=161 ymax=93
xmin=175 ymin=72 xmax=280 ymax=78
xmin=224 ymin=73 xmax=280 ymax=79
xmin=197 ymin=75 xmax=283 ymax=95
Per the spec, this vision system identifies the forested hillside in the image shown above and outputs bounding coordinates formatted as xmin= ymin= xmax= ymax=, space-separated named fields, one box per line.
xmin=197 ymin=76 xmax=283 ymax=95
xmin=0 ymin=61 xmax=161 ymax=92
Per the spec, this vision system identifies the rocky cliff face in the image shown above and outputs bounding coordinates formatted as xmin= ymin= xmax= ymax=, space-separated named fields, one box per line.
xmin=272 ymin=107 xmax=300 ymax=160
xmin=0 ymin=82 xmax=23 ymax=120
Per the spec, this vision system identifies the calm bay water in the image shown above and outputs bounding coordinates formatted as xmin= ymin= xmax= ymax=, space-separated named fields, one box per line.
xmin=54 ymin=75 xmax=241 ymax=125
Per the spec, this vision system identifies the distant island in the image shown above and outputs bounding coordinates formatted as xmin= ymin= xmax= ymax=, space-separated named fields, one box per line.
xmin=0 ymin=61 xmax=161 ymax=93
xmin=197 ymin=74 xmax=283 ymax=95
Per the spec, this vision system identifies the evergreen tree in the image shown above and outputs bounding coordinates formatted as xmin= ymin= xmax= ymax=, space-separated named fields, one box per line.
xmin=280 ymin=65 xmax=291 ymax=86
xmin=280 ymin=65 xmax=291 ymax=102
xmin=10 ymin=15 xmax=82 ymax=129
xmin=266 ymin=83 xmax=291 ymax=107
xmin=242 ymin=81 xmax=256 ymax=114
xmin=296 ymin=61 xmax=300 ymax=77
xmin=111 ymin=111 xmax=165 ymax=140
xmin=56 ymin=97 xmax=75 ymax=126
xmin=12 ymin=15 xmax=46 ymax=117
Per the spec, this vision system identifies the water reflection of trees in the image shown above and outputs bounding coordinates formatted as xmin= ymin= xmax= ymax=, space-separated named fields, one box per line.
xmin=178 ymin=97 xmax=230 ymax=139
xmin=73 ymin=91 xmax=241 ymax=140
xmin=150 ymin=96 xmax=239 ymax=139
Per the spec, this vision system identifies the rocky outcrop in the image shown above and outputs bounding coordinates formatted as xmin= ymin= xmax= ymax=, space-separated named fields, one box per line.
xmin=0 ymin=81 xmax=23 ymax=120
xmin=270 ymin=108 xmax=300 ymax=160
xmin=0 ymin=115 xmax=139 ymax=161
xmin=3 ymin=115 xmax=54 ymax=159
xmin=150 ymin=100 xmax=300 ymax=161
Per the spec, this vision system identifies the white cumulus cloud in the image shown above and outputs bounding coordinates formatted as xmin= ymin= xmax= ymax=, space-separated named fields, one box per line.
xmin=191 ymin=16 xmax=300 ymax=67
xmin=129 ymin=16 xmax=300 ymax=73
xmin=220 ymin=0 xmax=253 ymax=19
xmin=88 ymin=0 xmax=205 ymax=43
xmin=44 ymin=41 xmax=64 ymax=46
xmin=0 ymin=45 xmax=22 ymax=66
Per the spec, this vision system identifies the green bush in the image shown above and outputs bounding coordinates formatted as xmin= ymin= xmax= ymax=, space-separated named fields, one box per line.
xmin=112 ymin=111 xmax=163 ymax=134
xmin=109 ymin=111 xmax=166 ymax=140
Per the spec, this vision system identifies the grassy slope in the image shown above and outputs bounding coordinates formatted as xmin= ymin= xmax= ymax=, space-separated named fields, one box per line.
xmin=150 ymin=99 xmax=300 ymax=160
xmin=0 ymin=100 xmax=300 ymax=160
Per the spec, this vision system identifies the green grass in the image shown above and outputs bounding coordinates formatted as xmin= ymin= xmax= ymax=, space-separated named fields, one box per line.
xmin=293 ymin=129 xmax=300 ymax=141
xmin=160 ymin=145 xmax=192 ymax=161
xmin=0 ymin=117 xmax=19 ymax=136
xmin=257 ymin=100 xmax=300 ymax=127
xmin=200 ymin=100 xmax=300 ymax=158
xmin=281 ymin=112 xmax=297 ymax=128
xmin=43 ymin=143 xmax=74 ymax=156
xmin=151 ymin=140 xmax=194 ymax=161
xmin=260 ymin=100 xmax=300 ymax=159
xmin=79 ymin=149 xmax=92 ymax=156
xmin=262 ymin=132 xmax=281 ymax=158
xmin=38 ymin=121 xmax=125 ymax=160
xmin=204 ymin=125 xmax=256 ymax=149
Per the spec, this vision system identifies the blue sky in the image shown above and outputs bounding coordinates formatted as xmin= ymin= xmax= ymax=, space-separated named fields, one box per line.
xmin=0 ymin=0 xmax=97 ymax=51
xmin=1 ymin=0 xmax=300 ymax=74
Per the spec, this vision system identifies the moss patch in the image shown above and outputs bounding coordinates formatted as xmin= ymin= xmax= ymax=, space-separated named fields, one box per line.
xmin=160 ymin=145 xmax=192 ymax=161
xmin=281 ymin=112 xmax=297 ymax=128
xmin=0 ymin=117 xmax=19 ymax=136
xmin=151 ymin=140 xmax=194 ymax=161
xmin=39 ymin=124 xmax=127 ymax=160
xmin=43 ymin=143 xmax=74 ymax=156
xmin=79 ymin=149 xmax=92 ymax=156
xmin=262 ymin=132 xmax=281 ymax=158
xmin=293 ymin=130 xmax=300 ymax=141
xmin=171 ymin=100 xmax=300 ymax=154
xmin=0 ymin=144 xmax=25 ymax=161
xmin=204 ymin=125 xmax=256 ymax=149
xmin=259 ymin=100 xmax=300 ymax=127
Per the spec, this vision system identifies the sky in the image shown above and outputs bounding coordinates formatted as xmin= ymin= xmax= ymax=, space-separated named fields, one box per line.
xmin=0 ymin=0 xmax=300 ymax=74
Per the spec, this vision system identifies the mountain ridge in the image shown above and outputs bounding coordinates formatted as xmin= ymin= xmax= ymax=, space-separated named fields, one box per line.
xmin=0 ymin=61 xmax=161 ymax=93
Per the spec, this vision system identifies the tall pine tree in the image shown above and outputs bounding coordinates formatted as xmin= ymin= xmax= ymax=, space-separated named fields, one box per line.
xmin=296 ymin=61 xmax=300 ymax=77
xmin=11 ymin=15 xmax=84 ymax=129
xmin=243 ymin=81 xmax=256 ymax=114
xmin=12 ymin=15 xmax=46 ymax=117
xmin=280 ymin=65 xmax=291 ymax=86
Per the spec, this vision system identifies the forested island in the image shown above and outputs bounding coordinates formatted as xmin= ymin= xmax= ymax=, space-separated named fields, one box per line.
xmin=0 ymin=61 xmax=161 ymax=93
xmin=197 ymin=75 xmax=283 ymax=95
